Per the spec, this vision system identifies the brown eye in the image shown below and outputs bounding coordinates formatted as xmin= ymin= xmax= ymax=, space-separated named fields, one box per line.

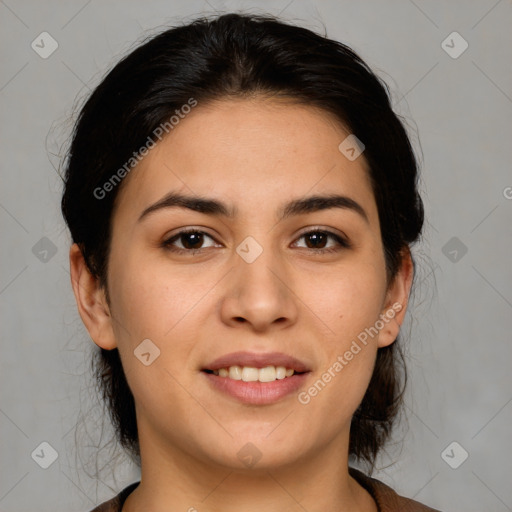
xmin=163 ymin=229 xmax=219 ymax=253
xmin=304 ymin=231 xmax=328 ymax=249
xmin=177 ymin=231 xmax=205 ymax=249
xmin=293 ymin=230 xmax=350 ymax=253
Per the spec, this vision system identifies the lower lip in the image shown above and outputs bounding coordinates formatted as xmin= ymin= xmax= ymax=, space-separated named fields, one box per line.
xmin=202 ymin=372 xmax=309 ymax=405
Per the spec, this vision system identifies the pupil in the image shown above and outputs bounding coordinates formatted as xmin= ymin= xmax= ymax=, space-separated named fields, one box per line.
xmin=306 ymin=232 xmax=326 ymax=249
xmin=183 ymin=232 xmax=203 ymax=249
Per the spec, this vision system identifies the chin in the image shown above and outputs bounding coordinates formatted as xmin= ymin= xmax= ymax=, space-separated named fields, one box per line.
xmin=200 ymin=431 xmax=310 ymax=472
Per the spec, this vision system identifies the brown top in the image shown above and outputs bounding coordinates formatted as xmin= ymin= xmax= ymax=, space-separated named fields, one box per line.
xmin=89 ymin=467 xmax=441 ymax=511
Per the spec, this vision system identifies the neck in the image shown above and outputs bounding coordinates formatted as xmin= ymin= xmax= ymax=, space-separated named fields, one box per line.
xmin=122 ymin=427 xmax=376 ymax=512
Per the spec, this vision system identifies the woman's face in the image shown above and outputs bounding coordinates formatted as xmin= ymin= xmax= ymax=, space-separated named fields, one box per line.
xmin=73 ymin=97 xmax=410 ymax=472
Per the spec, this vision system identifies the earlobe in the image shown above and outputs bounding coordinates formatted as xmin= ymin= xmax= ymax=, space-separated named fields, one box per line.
xmin=69 ymin=243 xmax=117 ymax=350
xmin=377 ymin=248 xmax=414 ymax=348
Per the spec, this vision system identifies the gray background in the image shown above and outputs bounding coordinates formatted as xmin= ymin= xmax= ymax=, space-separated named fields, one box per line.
xmin=1 ymin=0 xmax=511 ymax=510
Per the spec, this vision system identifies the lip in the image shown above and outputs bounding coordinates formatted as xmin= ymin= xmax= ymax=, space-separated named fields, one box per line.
xmin=203 ymin=351 xmax=310 ymax=373
xmin=202 ymin=371 xmax=309 ymax=405
xmin=202 ymin=351 xmax=311 ymax=405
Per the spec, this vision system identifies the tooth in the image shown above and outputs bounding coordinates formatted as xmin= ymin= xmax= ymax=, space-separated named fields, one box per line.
xmin=229 ymin=365 xmax=242 ymax=380
xmin=212 ymin=365 xmax=296 ymax=381
xmin=241 ymin=367 xmax=259 ymax=382
xmin=275 ymin=366 xmax=286 ymax=379
xmin=259 ymin=366 xmax=277 ymax=382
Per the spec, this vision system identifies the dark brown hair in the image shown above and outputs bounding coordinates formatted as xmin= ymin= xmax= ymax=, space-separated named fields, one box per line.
xmin=61 ymin=12 xmax=423 ymax=469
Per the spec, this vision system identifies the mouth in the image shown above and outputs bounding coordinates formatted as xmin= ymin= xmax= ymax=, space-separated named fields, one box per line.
xmin=201 ymin=351 xmax=311 ymax=404
xmin=203 ymin=365 xmax=303 ymax=382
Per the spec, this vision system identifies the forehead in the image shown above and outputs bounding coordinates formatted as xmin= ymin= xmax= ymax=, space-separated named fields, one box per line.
xmin=113 ymin=97 xmax=376 ymax=223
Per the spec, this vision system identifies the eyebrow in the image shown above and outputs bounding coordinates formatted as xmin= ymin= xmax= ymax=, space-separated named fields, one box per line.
xmin=137 ymin=192 xmax=369 ymax=224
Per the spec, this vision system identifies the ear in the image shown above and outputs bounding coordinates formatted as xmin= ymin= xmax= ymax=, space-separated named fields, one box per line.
xmin=69 ymin=243 xmax=117 ymax=350
xmin=377 ymin=248 xmax=414 ymax=348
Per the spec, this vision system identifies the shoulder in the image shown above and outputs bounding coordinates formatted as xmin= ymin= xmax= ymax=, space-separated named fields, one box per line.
xmin=349 ymin=467 xmax=442 ymax=512
xmin=88 ymin=482 xmax=139 ymax=512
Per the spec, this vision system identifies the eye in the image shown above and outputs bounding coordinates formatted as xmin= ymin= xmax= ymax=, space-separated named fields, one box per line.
xmin=162 ymin=228 xmax=350 ymax=255
xmin=162 ymin=229 xmax=220 ymax=254
xmin=292 ymin=229 xmax=350 ymax=254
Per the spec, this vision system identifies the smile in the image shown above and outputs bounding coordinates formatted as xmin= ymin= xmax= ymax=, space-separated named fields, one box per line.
xmin=207 ymin=365 xmax=296 ymax=382
xmin=201 ymin=351 xmax=311 ymax=405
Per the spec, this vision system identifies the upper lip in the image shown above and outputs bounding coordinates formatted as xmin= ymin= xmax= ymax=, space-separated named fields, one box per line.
xmin=204 ymin=351 xmax=310 ymax=373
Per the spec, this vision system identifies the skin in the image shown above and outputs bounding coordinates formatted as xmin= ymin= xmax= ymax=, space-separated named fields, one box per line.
xmin=70 ymin=97 xmax=413 ymax=512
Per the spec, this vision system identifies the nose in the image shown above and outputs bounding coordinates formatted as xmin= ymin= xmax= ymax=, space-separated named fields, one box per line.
xmin=219 ymin=246 xmax=299 ymax=333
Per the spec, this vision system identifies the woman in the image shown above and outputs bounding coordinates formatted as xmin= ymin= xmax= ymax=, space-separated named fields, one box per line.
xmin=62 ymin=12 xmax=440 ymax=511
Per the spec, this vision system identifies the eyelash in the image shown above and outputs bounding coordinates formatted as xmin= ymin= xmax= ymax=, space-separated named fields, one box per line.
xmin=161 ymin=228 xmax=350 ymax=255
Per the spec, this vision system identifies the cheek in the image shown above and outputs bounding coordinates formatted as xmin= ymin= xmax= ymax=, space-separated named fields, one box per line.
xmin=312 ymin=261 xmax=387 ymax=341
xmin=108 ymin=258 xmax=207 ymax=439
xmin=107 ymin=251 xmax=208 ymax=343
xmin=298 ymin=259 xmax=386 ymax=404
